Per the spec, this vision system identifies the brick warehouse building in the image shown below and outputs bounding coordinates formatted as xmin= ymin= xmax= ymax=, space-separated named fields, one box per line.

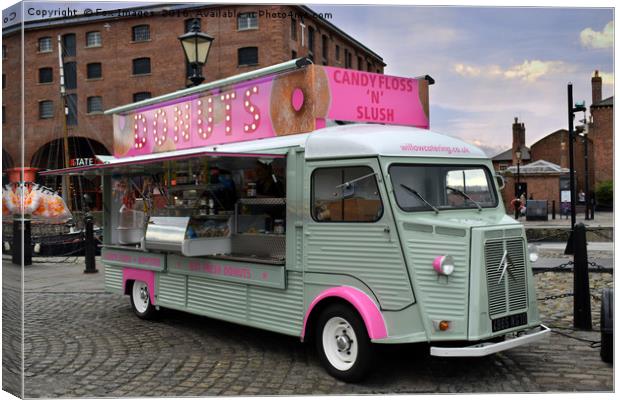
xmin=2 ymin=3 xmax=385 ymax=180
xmin=492 ymin=71 xmax=611 ymax=212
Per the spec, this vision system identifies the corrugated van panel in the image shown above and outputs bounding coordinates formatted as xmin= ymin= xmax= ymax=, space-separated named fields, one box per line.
xmin=187 ymin=276 xmax=248 ymax=321
xmin=104 ymin=265 xmax=124 ymax=294
xmin=157 ymin=273 xmax=187 ymax=309
xmin=248 ymin=272 xmax=304 ymax=335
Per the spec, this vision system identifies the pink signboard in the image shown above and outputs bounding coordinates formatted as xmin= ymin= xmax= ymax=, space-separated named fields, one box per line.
xmin=113 ymin=65 xmax=430 ymax=158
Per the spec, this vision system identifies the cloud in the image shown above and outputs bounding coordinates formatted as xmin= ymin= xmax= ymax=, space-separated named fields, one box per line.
xmin=598 ymin=71 xmax=614 ymax=85
xmin=453 ymin=60 xmax=570 ymax=82
xmin=580 ymin=21 xmax=614 ymax=49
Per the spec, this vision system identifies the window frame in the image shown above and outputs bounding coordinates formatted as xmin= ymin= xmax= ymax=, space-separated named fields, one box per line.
xmin=63 ymin=61 xmax=77 ymax=89
xmin=290 ymin=17 xmax=297 ymax=40
xmin=62 ymin=33 xmax=76 ymax=57
xmin=38 ymin=37 xmax=53 ymax=53
xmin=132 ymin=25 xmax=151 ymax=42
xmin=237 ymin=12 xmax=258 ymax=31
xmin=39 ymin=100 xmax=54 ymax=119
xmin=87 ymin=96 xmax=103 ymax=114
xmin=133 ymin=92 xmax=152 ymax=102
xmin=388 ymin=163 xmax=499 ymax=213
xmin=86 ymin=31 xmax=102 ymax=48
xmin=184 ymin=18 xmax=201 ymax=33
xmin=38 ymin=67 xmax=54 ymax=84
xmin=132 ymin=57 xmax=151 ymax=75
xmin=237 ymin=47 xmax=258 ymax=67
xmin=322 ymin=34 xmax=328 ymax=61
xmin=86 ymin=62 xmax=102 ymax=79
xmin=65 ymin=94 xmax=78 ymax=126
xmin=311 ymin=165 xmax=384 ymax=223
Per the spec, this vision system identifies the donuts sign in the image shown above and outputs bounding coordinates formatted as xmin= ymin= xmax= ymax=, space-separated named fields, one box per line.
xmin=112 ymin=65 xmax=430 ymax=157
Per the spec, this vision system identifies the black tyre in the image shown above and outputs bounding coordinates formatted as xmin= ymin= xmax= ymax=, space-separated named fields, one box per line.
xmin=315 ymin=303 xmax=374 ymax=382
xmin=600 ymin=288 xmax=613 ymax=364
xmin=130 ymin=280 xmax=158 ymax=320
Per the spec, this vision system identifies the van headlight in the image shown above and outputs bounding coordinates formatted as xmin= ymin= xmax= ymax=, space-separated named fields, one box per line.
xmin=528 ymin=244 xmax=539 ymax=263
xmin=433 ymin=255 xmax=455 ymax=275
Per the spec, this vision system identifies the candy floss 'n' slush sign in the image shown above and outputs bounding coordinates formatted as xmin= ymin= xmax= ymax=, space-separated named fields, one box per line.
xmin=112 ymin=65 xmax=430 ymax=158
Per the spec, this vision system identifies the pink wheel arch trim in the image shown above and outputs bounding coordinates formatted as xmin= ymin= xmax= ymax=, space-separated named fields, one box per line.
xmin=122 ymin=268 xmax=156 ymax=305
xmin=301 ymin=286 xmax=388 ymax=340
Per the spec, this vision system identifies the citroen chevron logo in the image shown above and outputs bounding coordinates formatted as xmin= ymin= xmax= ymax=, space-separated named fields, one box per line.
xmin=497 ymin=249 xmax=513 ymax=284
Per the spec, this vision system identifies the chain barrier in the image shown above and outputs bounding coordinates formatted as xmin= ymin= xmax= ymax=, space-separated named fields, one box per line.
xmin=537 ymin=292 xmax=574 ymax=301
xmin=533 ymin=260 xmax=574 ymax=275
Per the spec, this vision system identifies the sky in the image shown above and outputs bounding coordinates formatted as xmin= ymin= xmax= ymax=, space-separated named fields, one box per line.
xmin=310 ymin=5 xmax=614 ymax=156
xmin=3 ymin=2 xmax=614 ymax=157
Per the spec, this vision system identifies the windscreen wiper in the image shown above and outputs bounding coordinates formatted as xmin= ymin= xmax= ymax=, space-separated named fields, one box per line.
xmin=446 ymin=186 xmax=482 ymax=211
xmin=400 ymin=184 xmax=439 ymax=214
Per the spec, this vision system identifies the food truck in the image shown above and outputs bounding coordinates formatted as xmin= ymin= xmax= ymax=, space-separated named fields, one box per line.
xmin=42 ymin=58 xmax=550 ymax=382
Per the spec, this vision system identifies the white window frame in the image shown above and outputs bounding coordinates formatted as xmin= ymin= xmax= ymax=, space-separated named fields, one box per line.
xmin=39 ymin=100 xmax=54 ymax=119
xmin=132 ymin=25 xmax=150 ymax=42
xmin=38 ymin=37 xmax=53 ymax=53
xmin=237 ymin=13 xmax=258 ymax=31
xmin=86 ymin=31 xmax=102 ymax=48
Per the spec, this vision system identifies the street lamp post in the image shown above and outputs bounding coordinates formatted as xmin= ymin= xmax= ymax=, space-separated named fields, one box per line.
xmin=515 ymin=148 xmax=522 ymax=219
xmin=178 ymin=20 xmax=214 ymax=87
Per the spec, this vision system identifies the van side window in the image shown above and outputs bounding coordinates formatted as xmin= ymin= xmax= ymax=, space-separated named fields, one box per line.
xmin=312 ymin=166 xmax=383 ymax=222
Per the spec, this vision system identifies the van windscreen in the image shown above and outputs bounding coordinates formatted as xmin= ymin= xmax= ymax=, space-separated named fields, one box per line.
xmin=389 ymin=164 xmax=498 ymax=212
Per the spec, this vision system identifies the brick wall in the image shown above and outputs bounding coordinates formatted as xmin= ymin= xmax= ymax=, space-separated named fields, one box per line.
xmin=502 ymin=174 xmax=561 ymax=212
xmin=589 ymin=105 xmax=613 ymax=185
xmin=2 ymin=5 xmax=384 ymax=168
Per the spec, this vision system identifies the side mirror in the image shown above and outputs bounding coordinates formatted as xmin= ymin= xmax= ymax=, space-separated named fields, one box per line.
xmin=495 ymin=175 xmax=505 ymax=191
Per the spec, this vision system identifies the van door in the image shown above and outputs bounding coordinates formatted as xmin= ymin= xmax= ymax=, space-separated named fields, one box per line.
xmin=303 ymin=158 xmax=415 ymax=311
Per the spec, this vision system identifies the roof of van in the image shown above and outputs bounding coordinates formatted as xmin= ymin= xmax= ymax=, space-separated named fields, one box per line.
xmin=90 ymin=124 xmax=487 ymax=166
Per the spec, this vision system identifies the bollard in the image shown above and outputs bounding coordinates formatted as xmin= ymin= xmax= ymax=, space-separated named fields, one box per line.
xmin=12 ymin=218 xmax=32 ymax=266
xmin=83 ymin=213 xmax=98 ymax=274
xmin=573 ymin=223 xmax=592 ymax=330
xmin=551 ymin=200 xmax=556 ymax=220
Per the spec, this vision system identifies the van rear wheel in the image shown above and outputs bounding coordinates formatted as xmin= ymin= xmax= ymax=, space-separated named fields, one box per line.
xmin=130 ymin=280 xmax=157 ymax=320
xmin=315 ymin=304 xmax=373 ymax=382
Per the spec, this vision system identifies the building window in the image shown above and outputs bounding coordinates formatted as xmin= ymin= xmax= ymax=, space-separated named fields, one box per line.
xmin=63 ymin=62 xmax=77 ymax=89
xmin=86 ymin=31 xmax=102 ymax=47
xmin=499 ymin=164 xmax=508 ymax=171
xmin=62 ymin=33 xmax=76 ymax=57
xmin=322 ymin=35 xmax=328 ymax=61
xmin=291 ymin=17 xmax=297 ymax=40
xmin=358 ymin=56 xmax=362 ymax=70
xmin=39 ymin=100 xmax=54 ymax=119
xmin=312 ymin=166 xmax=383 ymax=222
xmin=237 ymin=12 xmax=258 ymax=30
xmin=39 ymin=67 xmax=53 ymax=84
xmin=291 ymin=50 xmax=297 ymax=60
xmin=344 ymin=49 xmax=351 ymax=68
xmin=132 ymin=58 xmax=151 ymax=75
xmin=2 ymin=45 xmax=5 ymax=59
xmin=2 ymin=74 xmax=5 ymax=89
xmin=184 ymin=18 xmax=201 ymax=32
xmin=132 ymin=25 xmax=150 ymax=42
xmin=87 ymin=63 xmax=102 ymax=79
xmin=133 ymin=92 xmax=151 ymax=102
xmin=66 ymin=94 xmax=77 ymax=125
xmin=38 ymin=37 xmax=53 ymax=52
xmin=2 ymin=106 xmax=5 ymax=123
xmin=87 ymin=96 xmax=103 ymax=113
xmin=238 ymin=47 xmax=258 ymax=66
xmin=367 ymin=61 xmax=372 ymax=72
xmin=335 ymin=45 xmax=340 ymax=61
xmin=308 ymin=26 xmax=315 ymax=54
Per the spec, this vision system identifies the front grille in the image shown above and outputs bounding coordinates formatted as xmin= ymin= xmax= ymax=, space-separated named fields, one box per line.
xmin=484 ymin=238 xmax=528 ymax=317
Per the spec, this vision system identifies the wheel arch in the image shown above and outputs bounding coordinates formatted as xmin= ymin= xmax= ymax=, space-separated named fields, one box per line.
xmin=122 ymin=268 xmax=156 ymax=305
xmin=301 ymin=286 xmax=388 ymax=342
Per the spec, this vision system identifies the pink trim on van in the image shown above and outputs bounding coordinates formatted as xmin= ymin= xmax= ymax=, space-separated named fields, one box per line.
xmin=122 ymin=268 xmax=156 ymax=305
xmin=301 ymin=286 xmax=388 ymax=340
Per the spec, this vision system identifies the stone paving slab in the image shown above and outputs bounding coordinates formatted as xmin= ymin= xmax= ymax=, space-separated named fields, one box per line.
xmin=2 ymin=257 xmax=614 ymax=396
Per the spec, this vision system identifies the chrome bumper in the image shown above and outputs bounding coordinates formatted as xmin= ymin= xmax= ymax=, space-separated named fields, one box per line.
xmin=430 ymin=324 xmax=551 ymax=357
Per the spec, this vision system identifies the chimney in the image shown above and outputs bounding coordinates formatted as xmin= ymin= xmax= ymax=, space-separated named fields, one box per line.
xmin=512 ymin=117 xmax=526 ymax=165
xmin=592 ymin=70 xmax=602 ymax=105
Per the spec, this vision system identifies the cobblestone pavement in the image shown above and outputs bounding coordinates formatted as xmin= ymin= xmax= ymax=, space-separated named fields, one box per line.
xmin=11 ymin=260 xmax=614 ymax=397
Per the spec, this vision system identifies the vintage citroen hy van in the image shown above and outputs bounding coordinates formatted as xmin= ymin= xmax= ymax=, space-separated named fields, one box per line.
xmin=43 ymin=59 xmax=549 ymax=381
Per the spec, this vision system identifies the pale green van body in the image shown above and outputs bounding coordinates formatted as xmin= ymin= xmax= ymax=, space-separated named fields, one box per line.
xmin=101 ymin=125 xmax=543 ymax=348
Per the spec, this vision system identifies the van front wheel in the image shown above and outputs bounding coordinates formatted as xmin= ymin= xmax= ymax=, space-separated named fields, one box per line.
xmin=315 ymin=304 xmax=373 ymax=382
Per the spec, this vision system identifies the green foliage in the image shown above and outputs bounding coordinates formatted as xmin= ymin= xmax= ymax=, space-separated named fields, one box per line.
xmin=595 ymin=180 xmax=613 ymax=206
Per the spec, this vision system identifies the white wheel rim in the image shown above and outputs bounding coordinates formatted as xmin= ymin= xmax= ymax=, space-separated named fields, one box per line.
xmin=322 ymin=316 xmax=359 ymax=371
xmin=132 ymin=281 xmax=150 ymax=314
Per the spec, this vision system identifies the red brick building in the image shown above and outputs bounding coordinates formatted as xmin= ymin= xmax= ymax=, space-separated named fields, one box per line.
xmin=2 ymin=4 xmax=385 ymax=175
xmin=588 ymin=71 xmax=613 ymax=186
